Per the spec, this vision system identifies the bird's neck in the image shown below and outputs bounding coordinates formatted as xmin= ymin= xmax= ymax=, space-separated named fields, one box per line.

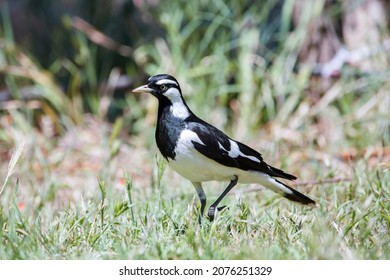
xmin=155 ymin=98 xmax=190 ymax=160
xmin=158 ymin=96 xmax=192 ymax=121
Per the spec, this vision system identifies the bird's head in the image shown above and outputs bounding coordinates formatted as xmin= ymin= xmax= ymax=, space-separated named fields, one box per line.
xmin=132 ymin=74 xmax=192 ymax=119
xmin=132 ymin=74 xmax=182 ymax=102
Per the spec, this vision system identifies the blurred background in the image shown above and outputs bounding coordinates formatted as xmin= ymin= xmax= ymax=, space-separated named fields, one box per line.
xmin=0 ymin=0 xmax=389 ymax=210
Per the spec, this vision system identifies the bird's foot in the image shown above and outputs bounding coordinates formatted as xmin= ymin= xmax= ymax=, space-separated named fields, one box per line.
xmin=207 ymin=205 xmax=228 ymax=222
xmin=208 ymin=206 xmax=216 ymax=222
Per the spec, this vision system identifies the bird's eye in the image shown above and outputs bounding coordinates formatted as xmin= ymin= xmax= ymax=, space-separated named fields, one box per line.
xmin=160 ymin=85 xmax=167 ymax=91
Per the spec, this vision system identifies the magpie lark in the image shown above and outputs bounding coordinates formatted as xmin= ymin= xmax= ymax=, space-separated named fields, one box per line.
xmin=132 ymin=74 xmax=316 ymax=222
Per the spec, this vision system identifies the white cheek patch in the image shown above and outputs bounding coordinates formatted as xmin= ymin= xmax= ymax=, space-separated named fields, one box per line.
xmin=163 ymin=88 xmax=181 ymax=98
xmin=156 ymin=79 xmax=178 ymax=86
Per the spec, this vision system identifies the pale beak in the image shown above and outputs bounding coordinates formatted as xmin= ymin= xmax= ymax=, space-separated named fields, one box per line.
xmin=132 ymin=84 xmax=153 ymax=94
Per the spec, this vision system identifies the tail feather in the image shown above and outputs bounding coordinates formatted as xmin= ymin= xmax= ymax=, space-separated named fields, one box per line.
xmin=267 ymin=165 xmax=297 ymax=181
xmin=281 ymin=183 xmax=316 ymax=206
xmin=263 ymin=177 xmax=316 ymax=206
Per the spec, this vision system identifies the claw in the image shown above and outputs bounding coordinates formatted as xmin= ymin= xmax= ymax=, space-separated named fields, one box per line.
xmin=207 ymin=206 xmax=216 ymax=222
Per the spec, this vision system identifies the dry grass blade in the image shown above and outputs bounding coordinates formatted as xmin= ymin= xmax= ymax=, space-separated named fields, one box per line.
xmin=0 ymin=140 xmax=25 ymax=197
xmin=70 ymin=16 xmax=132 ymax=57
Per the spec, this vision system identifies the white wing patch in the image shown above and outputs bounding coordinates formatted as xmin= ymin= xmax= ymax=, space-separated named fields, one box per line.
xmin=218 ymin=139 xmax=261 ymax=163
xmin=170 ymin=129 xmax=237 ymax=182
xmin=175 ymin=129 xmax=205 ymax=155
xmin=228 ymin=140 xmax=240 ymax=157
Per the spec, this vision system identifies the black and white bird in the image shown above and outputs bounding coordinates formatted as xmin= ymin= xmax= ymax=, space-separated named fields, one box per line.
xmin=132 ymin=74 xmax=316 ymax=222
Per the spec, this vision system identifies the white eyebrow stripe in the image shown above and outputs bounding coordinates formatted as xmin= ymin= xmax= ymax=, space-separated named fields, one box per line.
xmin=155 ymin=79 xmax=178 ymax=86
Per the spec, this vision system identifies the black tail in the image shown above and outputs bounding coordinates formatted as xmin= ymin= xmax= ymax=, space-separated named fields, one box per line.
xmin=275 ymin=179 xmax=317 ymax=206
xmin=268 ymin=165 xmax=297 ymax=181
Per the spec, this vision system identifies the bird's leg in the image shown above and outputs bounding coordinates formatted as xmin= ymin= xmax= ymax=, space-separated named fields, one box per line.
xmin=192 ymin=182 xmax=206 ymax=224
xmin=208 ymin=176 xmax=238 ymax=222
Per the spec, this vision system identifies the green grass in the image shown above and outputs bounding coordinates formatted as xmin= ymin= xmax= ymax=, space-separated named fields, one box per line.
xmin=0 ymin=144 xmax=389 ymax=259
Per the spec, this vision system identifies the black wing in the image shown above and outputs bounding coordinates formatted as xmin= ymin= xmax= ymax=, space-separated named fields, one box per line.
xmin=186 ymin=120 xmax=296 ymax=181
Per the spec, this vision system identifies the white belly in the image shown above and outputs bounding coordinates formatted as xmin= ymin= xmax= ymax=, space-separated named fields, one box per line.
xmin=166 ymin=129 xmax=270 ymax=184
xmin=167 ymin=149 xmax=275 ymax=185
xmin=167 ymin=149 xmax=235 ymax=182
